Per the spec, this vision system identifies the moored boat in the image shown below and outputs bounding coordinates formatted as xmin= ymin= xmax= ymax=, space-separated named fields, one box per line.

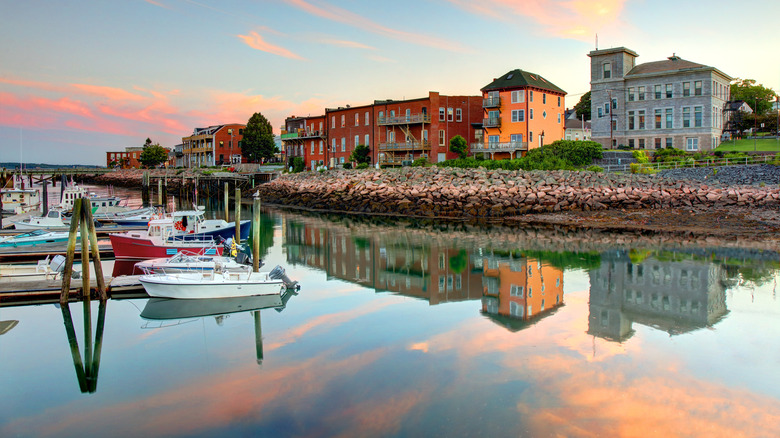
xmin=1 ymin=188 xmax=41 ymax=215
xmin=139 ymin=265 xmax=295 ymax=299
xmin=109 ymin=217 xmax=224 ymax=260
xmin=11 ymin=210 xmax=70 ymax=230
xmin=167 ymin=207 xmax=251 ymax=241
xmin=134 ymin=250 xmax=251 ymax=274
xmin=0 ymin=229 xmax=73 ymax=248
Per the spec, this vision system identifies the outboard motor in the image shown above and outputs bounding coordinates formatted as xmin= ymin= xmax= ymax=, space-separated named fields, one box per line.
xmin=268 ymin=265 xmax=299 ymax=290
xmin=235 ymin=252 xmax=251 ymax=265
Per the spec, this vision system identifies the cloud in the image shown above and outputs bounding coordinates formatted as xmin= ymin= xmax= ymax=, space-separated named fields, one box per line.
xmin=143 ymin=0 xmax=170 ymax=9
xmin=284 ymin=0 xmax=472 ymax=53
xmin=321 ymin=39 xmax=376 ymax=50
xmin=236 ymin=31 xmax=305 ymax=60
xmin=446 ymin=0 xmax=628 ymax=40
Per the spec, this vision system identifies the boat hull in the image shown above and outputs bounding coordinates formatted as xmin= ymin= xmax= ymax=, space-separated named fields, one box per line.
xmin=139 ymin=271 xmax=284 ymax=299
xmin=109 ymin=234 xmax=223 ymax=260
xmin=171 ymin=220 xmax=251 ymax=241
xmin=140 ymin=295 xmax=284 ymax=320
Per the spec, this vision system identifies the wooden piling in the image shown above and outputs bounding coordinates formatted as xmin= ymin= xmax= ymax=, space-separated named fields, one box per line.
xmin=253 ymin=198 xmax=261 ymax=272
xmin=157 ymin=178 xmax=163 ymax=206
xmin=224 ymin=182 xmax=229 ymax=222
xmin=83 ymin=199 xmax=107 ymax=300
xmin=234 ymin=187 xmax=241 ymax=244
xmin=141 ymin=171 xmax=150 ymax=207
xmin=79 ymin=202 xmax=91 ymax=299
xmin=60 ymin=199 xmax=83 ymax=303
xmin=254 ymin=310 xmax=263 ymax=365
xmin=42 ymin=181 xmax=49 ymax=215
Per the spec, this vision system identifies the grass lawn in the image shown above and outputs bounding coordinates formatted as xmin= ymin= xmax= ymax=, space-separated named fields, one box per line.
xmin=714 ymin=138 xmax=780 ymax=152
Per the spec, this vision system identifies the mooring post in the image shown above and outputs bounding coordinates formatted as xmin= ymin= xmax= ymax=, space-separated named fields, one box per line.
xmin=234 ymin=187 xmax=241 ymax=244
xmin=157 ymin=178 xmax=163 ymax=206
xmin=253 ymin=310 xmax=263 ymax=365
xmin=83 ymin=199 xmax=107 ymax=300
xmin=79 ymin=200 xmax=91 ymax=299
xmin=141 ymin=171 xmax=149 ymax=207
xmin=60 ymin=198 xmax=83 ymax=303
xmin=224 ymin=182 xmax=229 ymax=222
xmin=253 ymin=198 xmax=261 ymax=272
xmin=42 ymin=180 xmax=49 ymax=215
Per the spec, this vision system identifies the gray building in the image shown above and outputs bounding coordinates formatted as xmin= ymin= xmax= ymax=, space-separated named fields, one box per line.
xmin=588 ymin=47 xmax=732 ymax=151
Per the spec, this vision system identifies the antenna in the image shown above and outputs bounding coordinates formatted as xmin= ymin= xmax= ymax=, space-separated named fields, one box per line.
xmin=595 ymin=33 xmax=598 ymax=50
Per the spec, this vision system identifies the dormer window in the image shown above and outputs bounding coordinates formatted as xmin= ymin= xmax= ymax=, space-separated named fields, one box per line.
xmin=603 ymin=63 xmax=612 ymax=79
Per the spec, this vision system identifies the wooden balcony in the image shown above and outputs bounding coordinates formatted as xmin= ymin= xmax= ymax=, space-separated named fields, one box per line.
xmin=377 ymin=114 xmax=431 ymax=125
xmin=470 ymin=142 xmax=528 ymax=159
xmin=483 ymin=97 xmax=501 ymax=108
xmin=378 ymin=141 xmax=432 ymax=152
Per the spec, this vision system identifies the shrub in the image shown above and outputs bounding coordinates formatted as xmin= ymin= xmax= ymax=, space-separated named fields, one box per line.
xmin=291 ymin=156 xmax=305 ymax=173
xmin=411 ymin=157 xmax=431 ymax=167
xmin=632 ymin=150 xmax=650 ymax=164
xmin=342 ymin=162 xmax=352 ymax=170
xmin=356 ymin=163 xmax=369 ymax=169
xmin=587 ymin=165 xmax=604 ymax=172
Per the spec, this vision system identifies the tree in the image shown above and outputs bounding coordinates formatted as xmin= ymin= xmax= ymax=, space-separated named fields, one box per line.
xmin=730 ymin=79 xmax=777 ymax=115
xmin=574 ymin=91 xmax=591 ymax=120
xmin=242 ymin=112 xmax=276 ymax=162
xmin=139 ymin=140 xmax=169 ymax=167
xmin=349 ymin=144 xmax=371 ymax=164
xmin=449 ymin=135 xmax=468 ymax=159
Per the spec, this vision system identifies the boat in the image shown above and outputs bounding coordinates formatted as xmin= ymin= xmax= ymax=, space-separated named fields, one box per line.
xmin=109 ymin=217 xmax=224 ymax=260
xmin=139 ymin=265 xmax=295 ymax=299
xmin=167 ymin=207 xmax=251 ymax=241
xmin=93 ymin=206 xmax=159 ymax=225
xmin=56 ymin=183 xmax=89 ymax=211
xmin=140 ymin=292 xmax=293 ymax=320
xmin=0 ymin=254 xmax=72 ymax=281
xmin=1 ymin=188 xmax=41 ymax=215
xmin=0 ymin=229 xmax=72 ymax=248
xmin=133 ymin=250 xmax=253 ymax=275
xmin=11 ymin=210 xmax=71 ymax=230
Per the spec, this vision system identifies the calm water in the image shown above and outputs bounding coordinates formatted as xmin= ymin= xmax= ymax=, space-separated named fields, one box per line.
xmin=2 ymin=195 xmax=780 ymax=437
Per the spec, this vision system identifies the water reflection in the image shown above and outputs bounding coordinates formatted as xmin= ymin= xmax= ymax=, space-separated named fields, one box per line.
xmin=60 ymin=300 xmax=106 ymax=393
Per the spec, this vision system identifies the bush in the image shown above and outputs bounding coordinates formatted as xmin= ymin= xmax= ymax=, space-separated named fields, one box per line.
xmin=632 ymin=150 xmax=650 ymax=164
xmin=291 ymin=157 xmax=305 ymax=173
xmin=356 ymin=163 xmax=369 ymax=169
xmin=587 ymin=165 xmax=604 ymax=172
xmin=411 ymin=157 xmax=431 ymax=167
xmin=342 ymin=162 xmax=352 ymax=170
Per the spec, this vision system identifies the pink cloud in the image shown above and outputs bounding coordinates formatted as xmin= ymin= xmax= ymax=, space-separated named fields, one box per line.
xmin=285 ymin=0 xmax=472 ymax=53
xmin=236 ymin=31 xmax=305 ymax=60
xmin=70 ymin=84 xmax=147 ymax=102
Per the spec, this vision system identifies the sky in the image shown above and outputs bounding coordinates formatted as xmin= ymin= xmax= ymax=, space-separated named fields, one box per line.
xmin=1 ymin=0 xmax=778 ymax=166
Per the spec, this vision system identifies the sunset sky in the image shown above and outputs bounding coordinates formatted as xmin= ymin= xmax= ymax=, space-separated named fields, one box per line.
xmin=1 ymin=0 xmax=778 ymax=165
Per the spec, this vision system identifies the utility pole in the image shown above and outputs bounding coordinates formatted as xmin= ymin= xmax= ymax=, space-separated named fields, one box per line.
xmin=607 ymin=89 xmax=614 ymax=149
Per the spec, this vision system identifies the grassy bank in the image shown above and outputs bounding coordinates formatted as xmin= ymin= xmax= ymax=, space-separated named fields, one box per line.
xmin=714 ymin=138 xmax=780 ymax=152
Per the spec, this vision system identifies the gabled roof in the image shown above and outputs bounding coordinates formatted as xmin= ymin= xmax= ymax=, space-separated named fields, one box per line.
xmin=481 ymin=69 xmax=566 ymax=94
xmin=565 ymin=119 xmax=591 ymax=130
xmin=626 ymin=56 xmax=706 ymax=76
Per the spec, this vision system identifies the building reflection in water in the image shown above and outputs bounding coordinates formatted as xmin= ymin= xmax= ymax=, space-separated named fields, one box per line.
xmin=588 ymin=250 xmax=728 ymax=342
xmin=284 ymin=217 xmax=565 ymax=328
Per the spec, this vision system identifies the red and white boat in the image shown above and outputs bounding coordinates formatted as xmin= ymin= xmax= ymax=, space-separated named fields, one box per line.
xmin=109 ymin=217 xmax=224 ymax=260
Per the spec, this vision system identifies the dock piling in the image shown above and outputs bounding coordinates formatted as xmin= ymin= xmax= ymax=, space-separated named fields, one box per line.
xmin=234 ymin=187 xmax=241 ymax=245
xmin=224 ymin=182 xmax=229 ymax=222
xmin=253 ymin=198 xmax=260 ymax=272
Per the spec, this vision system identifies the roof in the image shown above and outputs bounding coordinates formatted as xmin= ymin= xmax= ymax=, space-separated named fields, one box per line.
xmin=565 ymin=119 xmax=591 ymax=130
xmin=626 ymin=55 xmax=706 ymax=76
xmin=481 ymin=69 xmax=566 ymax=94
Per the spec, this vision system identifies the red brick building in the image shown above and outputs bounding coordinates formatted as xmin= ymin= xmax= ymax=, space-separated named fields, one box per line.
xmin=182 ymin=123 xmax=245 ymax=167
xmin=281 ymin=115 xmax=326 ymax=170
xmin=325 ymin=104 xmax=374 ymax=168
xmin=106 ymin=147 xmax=143 ymax=168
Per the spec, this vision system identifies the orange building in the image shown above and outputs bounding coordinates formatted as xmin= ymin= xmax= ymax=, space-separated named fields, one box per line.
xmin=181 ymin=123 xmax=245 ymax=167
xmin=478 ymin=70 xmax=566 ymax=160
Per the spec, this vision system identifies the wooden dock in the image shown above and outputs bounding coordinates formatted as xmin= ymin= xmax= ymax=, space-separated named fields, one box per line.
xmin=0 ymin=274 xmax=147 ymax=306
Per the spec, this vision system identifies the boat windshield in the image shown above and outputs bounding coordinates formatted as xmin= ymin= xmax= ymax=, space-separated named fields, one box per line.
xmin=47 ymin=211 xmax=60 ymax=218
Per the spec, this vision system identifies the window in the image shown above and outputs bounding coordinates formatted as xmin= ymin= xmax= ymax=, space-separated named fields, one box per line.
xmin=543 ymin=93 xmax=547 ymax=104
xmin=511 ymin=90 xmax=524 ymax=103
xmin=686 ymin=137 xmax=699 ymax=151
xmin=557 ymin=113 xmax=561 ymax=123
xmin=558 ymin=96 xmax=561 ymax=107
xmin=439 ymin=107 xmax=445 ymax=121
xmin=612 ymin=98 xmax=617 ymax=110
xmin=365 ymin=112 xmax=369 ymax=125
xmin=654 ymin=85 xmax=662 ymax=99
xmin=439 ymin=129 xmax=445 ymax=146
xmin=655 ymin=138 xmax=662 ymax=149
xmin=639 ymin=138 xmax=645 ymax=149
xmin=331 ymin=116 xmax=335 ymax=129
xmin=530 ymin=108 xmax=534 ymax=120
xmin=638 ymin=110 xmax=645 ymax=129
xmin=628 ymin=111 xmax=635 ymax=130
xmin=405 ymin=109 xmax=411 ymax=120
xmin=666 ymin=84 xmax=673 ymax=98
xmin=604 ymin=103 xmax=610 ymax=115
xmin=665 ymin=109 xmax=673 ymax=128
xmin=511 ymin=109 xmax=525 ymax=122
xmin=510 ymin=133 xmax=523 ymax=143
xmin=447 ymin=107 xmax=454 ymax=122
xmin=529 ymin=91 xmax=534 ymax=102
xmin=638 ymin=86 xmax=645 ymax=101
xmin=629 ymin=138 xmax=635 ymax=148
xmin=529 ymin=131 xmax=533 ymax=142
xmin=542 ymin=110 xmax=547 ymax=119
xmin=683 ymin=82 xmax=691 ymax=97
xmin=655 ymin=109 xmax=662 ymax=128
xmin=456 ymin=108 xmax=462 ymax=122
xmin=666 ymin=137 xmax=673 ymax=148
xmin=603 ymin=62 xmax=611 ymax=79
xmin=694 ymin=81 xmax=702 ymax=96
xmin=488 ymin=135 xmax=499 ymax=145
xmin=331 ymin=138 xmax=336 ymax=152
xmin=354 ymin=135 xmax=359 ymax=147
xmin=311 ymin=142 xmax=315 ymax=154
xmin=390 ymin=110 xmax=395 ymax=118
xmin=378 ymin=111 xmax=384 ymax=120
xmin=341 ymin=115 xmax=345 ymax=127
xmin=355 ymin=113 xmax=359 ymax=126
xmin=694 ymin=106 xmax=702 ymax=127
xmin=683 ymin=107 xmax=691 ymax=128
xmin=319 ymin=140 xmax=323 ymax=154
xmin=598 ymin=107 xmax=603 ymax=118
xmin=628 ymin=87 xmax=635 ymax=101
xmin=611 ymin=119 xmax=617 ymax=131
xmin=364 ymin=134 xmax=369 ymax=146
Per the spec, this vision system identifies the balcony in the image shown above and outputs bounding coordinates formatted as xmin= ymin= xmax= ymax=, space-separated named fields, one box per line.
xmin=483 ymin=117 xmax=501 ymax=128
xmin=281 ymin=132 xmax=299 ymax=140
xmin=378 ymin=141 xmax=432 ymax=152
xmin=377 ymin=114 xmax=431 ymax=125
xmin=483 ymin=97 xmax=501 ymax=108
xmin=299 ymin=130 xmax=325 ymax=139
xmin=470 ymin=142 xmax=528 ymax=153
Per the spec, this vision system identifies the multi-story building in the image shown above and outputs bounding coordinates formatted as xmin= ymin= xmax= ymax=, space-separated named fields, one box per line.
xmin=281 ymin=115 xmax=326 ymax=170
xmin=373 ymin=92 xmax=482 ymax=166
xmin=588 ymin=47 xmax=732 ymax=151
xmin=325 ymin=104 xmax=375 ymax=168
xmin=181 ymin=123 xmax=245 ymax=167
xmin=478 ymin=69 xmax=567 ymax=160
xmin=106 ymin=147 xmax=143 ymax=168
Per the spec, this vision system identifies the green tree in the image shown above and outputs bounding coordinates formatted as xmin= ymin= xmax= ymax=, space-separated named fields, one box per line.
xmin=349 ymin=144 xmax=371 ymax=164
xmin=730 ymin=79 xmax=777 ymax=115
xmin=139 ymin=140 xmax=169 ymax=167
xmin=574 ymin=91 xmax=591 ymax=120
xmin=449 ymin=135 xmax=468 ymax=159
xmin=242 ymin=112 xmax=276 ymax=162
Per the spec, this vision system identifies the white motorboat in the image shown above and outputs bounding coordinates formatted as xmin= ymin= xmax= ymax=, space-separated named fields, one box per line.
xmin=93 ymin=206 xmax=159 ymax=224
xmin=0 ymin=229 xmax=72 ymax=248
xmin=0 ymin=254 xmax=72 ymax=281
xmin=134 ymin=251 xmax=252 ymax=275
xmin=139 ymin=265 xmax=295 ymax=299
xmin=11 ymin=210 xmax=70 ymax=230
xmin=1 ymin=188 xmax=41 ymax=215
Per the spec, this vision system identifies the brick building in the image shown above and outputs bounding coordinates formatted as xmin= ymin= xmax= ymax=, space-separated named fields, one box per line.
xmin=588 ymin=47 xmax=732 ymax=151
xmin=281 ymin=115 xmax=326 ymax=170
xmin=479 ymin=70 xmax=567 ymax=160
xmin=181 ymin=123 xmax=245 ymax=167
xmin=106 ymin=147 xmax=144 ymax=168
xmin=325 ymin=104 xmax=375 ymax=168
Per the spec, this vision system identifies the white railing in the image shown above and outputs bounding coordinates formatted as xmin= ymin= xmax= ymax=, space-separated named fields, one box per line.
xmin=470 ymin=142 xmax=528 ymax=152
xmin=602 ymin=154 xmax=777 ymax=173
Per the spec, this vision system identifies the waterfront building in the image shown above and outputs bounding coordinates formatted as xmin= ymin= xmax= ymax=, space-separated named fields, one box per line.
xmin=181 ymin=123 xmax=245 ymax=167
xmin=477 ymin=69 xmax=567 ymax=160
xmin=281 ymin=115 xmax=326 ymax=171
xmin=106 ymin=147 xmax=143 ymax=168
xmin=565 ymin=116 xmax=591 ymax=141
xmin=324 ymin=104 xmax=375 ymax=169
xmin=588 ymin=47 xmax=732 ymax=151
